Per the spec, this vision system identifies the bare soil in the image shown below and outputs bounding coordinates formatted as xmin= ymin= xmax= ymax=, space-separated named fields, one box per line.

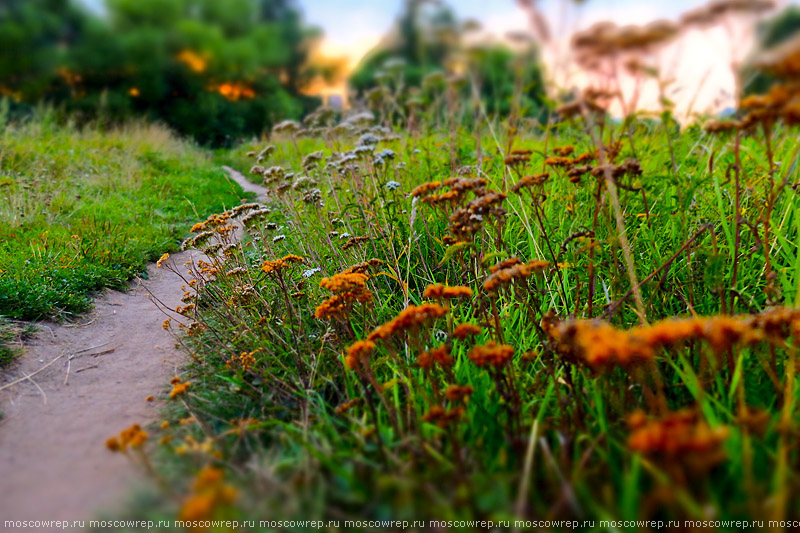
xmin=0 ymin=167 xmax=264 ymax=530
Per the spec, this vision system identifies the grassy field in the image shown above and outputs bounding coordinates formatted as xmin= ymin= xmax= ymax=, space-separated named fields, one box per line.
xmin=0 ymin=111 xmax=246 ymax=324
xmin=0 ymin=111 xmax=249 ymax=366
xmin=103 ymin=101 xmax=800 ymax=528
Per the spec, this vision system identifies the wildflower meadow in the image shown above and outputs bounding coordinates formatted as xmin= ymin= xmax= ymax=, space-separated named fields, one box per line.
xmin=4 ymin=0 xmax=800 ymax=531
xmin=111 ymin=18 xmax=800 ymax=527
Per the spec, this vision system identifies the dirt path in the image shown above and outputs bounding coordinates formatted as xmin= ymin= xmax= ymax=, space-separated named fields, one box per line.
xmin=0 ymin=167 xmax=264 ymax=530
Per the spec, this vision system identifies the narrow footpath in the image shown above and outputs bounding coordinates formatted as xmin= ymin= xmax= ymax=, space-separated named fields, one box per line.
xmin=0 ymin=167 xmax=266 ymax=529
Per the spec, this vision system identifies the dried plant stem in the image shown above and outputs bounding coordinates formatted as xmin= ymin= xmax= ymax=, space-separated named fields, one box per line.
xmin=604 ymin=168 xmax=646 ymax=322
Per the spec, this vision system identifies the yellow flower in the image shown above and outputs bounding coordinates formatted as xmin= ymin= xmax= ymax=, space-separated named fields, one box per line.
xmin=170 ymin=381 xmax=190 ymax=399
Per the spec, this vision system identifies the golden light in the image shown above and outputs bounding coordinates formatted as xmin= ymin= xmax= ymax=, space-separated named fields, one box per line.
xmin=56 ymin=67 xmax=82 ymax=86
xmin=176 ymin=50 xmax=208 ymax=74
xmin=213 ymin=82 xmax=256 ymax=102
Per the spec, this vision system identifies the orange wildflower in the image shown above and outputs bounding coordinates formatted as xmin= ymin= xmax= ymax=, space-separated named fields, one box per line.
xmin=627 ymin=409 xmax=729 ymax=471
xmin=156 ymin=253 xmax=170 ymax=268
xmin=344 ymin=340 xmax=375 ymax=370
xmin=367 ymin=303 xmax=449 ymax=341
xmin=262 ymin=255 xmax=305 ymax=274
xmin=418 ymin=344 xmax=453 ymax=369
xmin=445 ymin=384 xmax=474 ymax=402
xmin=468 ymin=341 xmax=514 ymax=368
xmin=342 ymin=236 xmax=370 ymax=250
xmin=484 ymin=259 xmax=549 ymax=293
xmin=423 ymin=284 xmax=473 ymax=299
xmin=335 ymin=398 xmax=361 ymax=415
xmin=316 ymin=272 xmax=373 ymax=321
xmin=511 ymin=173 xmax=549 ymax=193
xmin=452 ymin=322 xmax=481 ymax=339
xmin=178 ymin=466 xmax=237 ymax=525
xmin=106 ymin=424 xmax=148 ymax=452
xmin=411 ymin=181 xmax=442 ymax=197
xmin=170 ymin=381 xmax=191 ymax=399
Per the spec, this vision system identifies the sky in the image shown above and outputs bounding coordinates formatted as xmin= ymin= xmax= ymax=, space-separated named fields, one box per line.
xmin=79 ymin=0 xmax=800 ymax=115
xmin=79 ymin=0 xmax=740 ymax=64
xmin=297 ymin=0 xmax=707 ymax=66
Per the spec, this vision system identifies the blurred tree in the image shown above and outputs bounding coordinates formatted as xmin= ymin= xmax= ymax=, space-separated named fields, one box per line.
xmin=467 ymin=44 xmax=546 ymax=120
xmin=350 ymin=0 xmax=458 ymax=93
xmin=0 ymin=0 xmax=89 ymax=102
xmin=0 ymin=0 xmax=323 ymax=145
xmin=349 ymin=0 xmax=546 ymax=121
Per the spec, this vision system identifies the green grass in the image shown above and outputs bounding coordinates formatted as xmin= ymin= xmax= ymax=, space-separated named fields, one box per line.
xmin=106 ymin=111 xmax=800 ymax=529
xmin=0 ymin=111 xmax=246 ymax=321
xmin=0 ymin=317 xmax=36 ymax=368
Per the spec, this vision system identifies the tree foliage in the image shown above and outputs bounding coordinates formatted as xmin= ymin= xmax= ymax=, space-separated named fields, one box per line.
xmin=349 ymin=0 xmax=547 ymax=122
xmin=0 ymin=0 xmax=321 ymax=145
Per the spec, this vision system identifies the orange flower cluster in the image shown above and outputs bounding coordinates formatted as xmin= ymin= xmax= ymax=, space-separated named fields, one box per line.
xmin=572 ymin=151 xmax=596 ymax=165
xmin=226 ymin=350 xmax=257 ymax=372
xmin=703 ymin=118 xmax=741 ymax=134
xmin=546 ymin=307 xmax=800 ymax=370
xmin=367 ymin=303 xmax=449 ymax=341
xmin=627 ymin=409 xmax=729 ymax=470
xmin=489 ymin=258 xmax=520 ymax=272
xmin=411 ymin=181 xmax=442 ymax=197
xmin=416 ymin=344 xmax=453 ymax=370
xmin=511 ymin=173 xmax=549 ymax=193
xmin=342 ymin=236 xmax=370 ymax=250
xmin=423 ymin=284 xmax=473 ymax=300
xmin=170 ymin=378 xmax=191 ymax=399
xmin=452 ymin=322 xmax=481 ymax=339
xmin=547 ymin=320 xmax=653 ymax=369
xmin=421 ymin=189 xmax=461 ymax=206
xmin=468 ymin=341 xmax=514 ymax=368
xmin=422 ymin=405 xmax=465 ymax=427
xmin=445 ymin=384 xmax=474 ymax=402
xmin=553 ymin=146 xmax=574 ymax=157
xmin=544 ymin=156 xmax=573 ymax=168
xmin=178 ymin=466 xmax=238 ymax=525
xmin=738 ymin=83 xmax=800 ymax=127
xmin=344 ymin=340 xmax=375 ymax=370
xmin=202 ymin=212 xmax=232 ymax=229
xmin=262 ymin=254 xmax=305 ymax=274
xmin=189 ymin=212 xmax=231 ymax=233
xmin=448 ymin=190 xmax=507 ymax=240
xmin=342 ymin=258 xmax=384 ymax=274
xmin=483 ymin=258 xmax=550 ymax=293
xmin=334 ymin=398 xmax=361 ymax=415
xmin=230 ymin=202 xmax=261 ymax=217
xmin=445 ymin=176 xmax=487 ymax=191
xmin=567 ymin=165 xmax=593 ymax=183
xmin=419 ymin=177 xmax=488 ymax=208
xmin=320 ymin=272 xmax=369 ymax=293
xmin=504 ymin=153 xmax=530 ymax=167
xmin=316 ymin=272 xmax=374 ymax=321
xmin=106 ymin=424 xmax=148 ymax=452
xmin=466 ymin=191 xmax=506 ymax=216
